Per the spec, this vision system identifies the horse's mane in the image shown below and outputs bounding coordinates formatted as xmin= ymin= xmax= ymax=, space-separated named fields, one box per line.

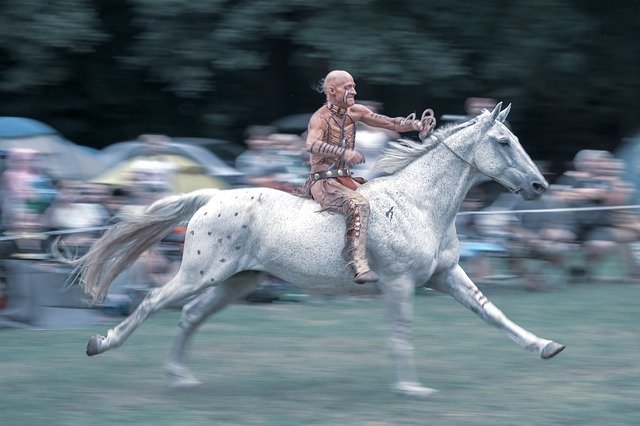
xmin=375 ymin=120 xmax=472 ymax=175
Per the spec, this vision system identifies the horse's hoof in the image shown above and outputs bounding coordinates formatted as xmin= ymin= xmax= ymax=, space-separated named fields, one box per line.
xmin=86 ymin=334 xmax=105 ymax=356
xmin=165 ymin=362 xmax=203 ymax=389
xmin=392 ymin=381 xmax=439 ymax=399
xmin=541 ymin=341 xmax=565 ymax=359
xmin=170 ymin=377 xmax=204 ymax=389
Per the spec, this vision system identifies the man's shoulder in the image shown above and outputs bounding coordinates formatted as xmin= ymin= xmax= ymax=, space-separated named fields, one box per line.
xmin=306 ymin=110 xmax=330 ymax=135
xmin=312 ymin=104 xmax=326 ymax=115
xmin=348 ymin=103 xmax=372 ymax=116
xmin=309 ymin=109 xmax=329 ymax=126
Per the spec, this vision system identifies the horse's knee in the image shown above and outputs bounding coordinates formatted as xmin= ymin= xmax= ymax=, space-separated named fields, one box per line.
xmin=179 ymin=288 xmax=216 ymax=321
xmin=141 ymin=285 xmax=188 ymax=313
xmin=138 ymin=292 xmax=162 ymax=314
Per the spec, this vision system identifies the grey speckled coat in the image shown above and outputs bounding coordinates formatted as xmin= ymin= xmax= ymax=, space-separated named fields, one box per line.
xmin=75 ymin=103 xmax=565 ymax=398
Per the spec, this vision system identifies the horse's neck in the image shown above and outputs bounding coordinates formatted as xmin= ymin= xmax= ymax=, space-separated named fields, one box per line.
xmin=383 ymin=139 xmax=482 ymax=226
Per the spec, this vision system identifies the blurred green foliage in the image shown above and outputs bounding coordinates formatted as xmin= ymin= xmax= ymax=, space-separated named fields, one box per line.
xmin=0 ymin=0 xmax=639 ymax=168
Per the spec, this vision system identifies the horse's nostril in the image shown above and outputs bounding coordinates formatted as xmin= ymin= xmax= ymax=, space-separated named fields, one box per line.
xmin=532 ymin=182 xmax=547 ymax=194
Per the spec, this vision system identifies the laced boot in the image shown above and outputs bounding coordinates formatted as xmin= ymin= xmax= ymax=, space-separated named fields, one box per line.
xmin=345 ymin=205 xmax=379 ymax=284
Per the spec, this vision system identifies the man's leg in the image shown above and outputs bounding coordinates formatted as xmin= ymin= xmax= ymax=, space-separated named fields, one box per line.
xmin=310 ymin=180 xmax=378 ymax=283
xmin=344 ymin=195 xmax=378 ymax=283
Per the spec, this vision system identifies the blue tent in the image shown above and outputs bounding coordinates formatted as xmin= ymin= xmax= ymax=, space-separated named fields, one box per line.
xmin=0 ymin=117 xmax=57 ymax=138
xmin=0 ymin=117 xmax=106 ymax=180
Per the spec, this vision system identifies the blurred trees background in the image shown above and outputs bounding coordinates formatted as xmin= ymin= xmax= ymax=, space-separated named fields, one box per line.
xmin=1 ymin=0 xmax=639 ymax=171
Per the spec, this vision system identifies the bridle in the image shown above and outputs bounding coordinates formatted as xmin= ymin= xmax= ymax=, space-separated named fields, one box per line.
xmin=427 ymin=122 xmax=520 ymax=194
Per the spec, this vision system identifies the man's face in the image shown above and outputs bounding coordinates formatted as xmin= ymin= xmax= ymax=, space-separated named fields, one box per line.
xmin=330 ymin=74 xmax=357 ymax=108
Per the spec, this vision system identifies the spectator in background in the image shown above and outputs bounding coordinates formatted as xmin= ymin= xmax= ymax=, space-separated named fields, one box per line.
xmin=352 ymin=101 xmax=398 ymax=180
xmin=499 ymin=186 xmax=576 ymax=290
xmin=49 ymin=182 xmax=111 ymax=229
xmin=235 ymin=126 xmax=306 ymax=192
xmin=103 ymin=187 xmax=131 ymax=223
xmin=48 ymin=181 xmax=111 ymax=255
xmin=440 ymin=97 xmax=510 ymax=130
xmin=124 ymin=159 xmax=176 ymax=209
xmin=112 ymin=133 xmax=177 ymax=210
xmin=267 ymin=132 xmax=308 ymax=191
xmin=138 ymin=133 xmax=172 ymax=156
xmin=465 ymin=97 xmax=499 ymax=118
xmin=138 ymin=228 xmax=183 ymax=289
xmin=555 ymin=150 xmax=638 ymax=279
xmin=456 ymin=186 xmax=506 ymax=282
xmin=556 ymin=150 xmax=629 ymax=243
xmin=235 ymin=125 xmax=279 ymax=187
xmin=1 ymin=148 xmax=57 ymax=233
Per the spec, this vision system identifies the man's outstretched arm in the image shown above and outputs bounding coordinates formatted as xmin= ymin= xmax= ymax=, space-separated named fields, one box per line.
xmin=355 ymin=104 xmax=423 ymax=133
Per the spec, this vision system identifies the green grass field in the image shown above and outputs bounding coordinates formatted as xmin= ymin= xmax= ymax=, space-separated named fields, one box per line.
xmin=1 ymin=282 xmax=639 ymax=426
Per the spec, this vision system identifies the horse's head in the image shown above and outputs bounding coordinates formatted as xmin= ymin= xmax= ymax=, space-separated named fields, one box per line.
xmin=467 ymin=103 xmax=548 ymax=200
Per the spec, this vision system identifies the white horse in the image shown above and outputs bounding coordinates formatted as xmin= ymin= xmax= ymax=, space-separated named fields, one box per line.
xmin=75 ymin=103 xmax=564 ymax=398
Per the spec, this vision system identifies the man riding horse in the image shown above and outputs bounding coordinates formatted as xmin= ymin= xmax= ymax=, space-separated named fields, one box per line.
xmin=302 ymin=70 xmax=435 ymax=284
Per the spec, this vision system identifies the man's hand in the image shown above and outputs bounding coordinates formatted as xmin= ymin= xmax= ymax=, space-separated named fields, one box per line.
xmin=400 ymin=112 xmax=423 ymax=132
xmin=344 ymin=149 xmax=365 ymax=165
xmin=418 ymin=109 xmax=436 ymax=140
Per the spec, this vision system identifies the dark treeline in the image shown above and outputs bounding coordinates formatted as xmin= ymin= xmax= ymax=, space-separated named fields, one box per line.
xmin=1 ymin=0 xmax=639 ymax=173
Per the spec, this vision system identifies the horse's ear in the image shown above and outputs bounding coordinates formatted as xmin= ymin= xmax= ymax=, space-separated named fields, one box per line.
xmin=489 ymin=102 xmax=503 ymax=122
xmin=497 ymin=103 xmax=511 ymax=123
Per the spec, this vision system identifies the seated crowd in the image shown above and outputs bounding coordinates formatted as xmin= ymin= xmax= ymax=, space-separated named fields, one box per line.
xmin=1 ymin=137 xmax=639 ymax=298
xmin=459 ymin=149 xmax=640 ymax=289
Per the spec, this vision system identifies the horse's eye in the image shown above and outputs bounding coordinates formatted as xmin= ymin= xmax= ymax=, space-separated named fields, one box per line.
xmin=499 ymin=139 xmax=510 ymax=146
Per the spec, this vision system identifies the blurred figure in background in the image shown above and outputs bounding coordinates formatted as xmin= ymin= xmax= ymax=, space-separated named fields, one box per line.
xmin=456 ymin=186 xmax=506 ymax=283
xmin=555 ymin=150 xmax=638 ymax=279
xmin=1 ymin=148 xmax=57 ymax=234
xmin=121 ymin=133 xmax=177 ymax=208
xmin=465 ymin=97 xmax=499 ymax=117
xmin=103 ymin=187 xmax=131 ymax=222
xmin=352 ymin=100 xmax=399 ymax=180
xmin=500 ymin=186 xmax=576 ymax=290
xmin=124 ymin=159 xmax=176 ymax=209
xmin=440 ymin=97 xmax=510 ymax=129
xmin=138 ymin=133 xmax=172 ymax=156
xmin=48 ymin=181 xmax=111 ymax=255
xmin=235 ymin=125 xmax=280 ymax=188
xmin=235 ymin=126 xmax=306 ymax=192
xmin=138 ymin=227 xmax=184 ymax=289
xmin=263 ymin=132 xmax=307 ymax=192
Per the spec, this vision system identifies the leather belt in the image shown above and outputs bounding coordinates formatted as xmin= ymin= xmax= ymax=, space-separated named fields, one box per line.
xmin=311 ymin=168 xmax=353 ymax=181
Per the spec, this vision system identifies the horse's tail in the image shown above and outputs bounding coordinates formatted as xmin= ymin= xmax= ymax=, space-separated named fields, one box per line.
xmin=74 ymin=188 xmax=219 ymax=305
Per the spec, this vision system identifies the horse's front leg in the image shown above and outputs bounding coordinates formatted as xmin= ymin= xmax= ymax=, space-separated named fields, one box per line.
xmin=430 ymin=264 xmax=565 ymax=358
xmin=382 ymin=277 xmax=438 ymax=399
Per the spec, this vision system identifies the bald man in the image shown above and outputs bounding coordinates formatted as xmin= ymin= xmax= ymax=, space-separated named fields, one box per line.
xmin=302 ymin=70 xmax=434 ymax=283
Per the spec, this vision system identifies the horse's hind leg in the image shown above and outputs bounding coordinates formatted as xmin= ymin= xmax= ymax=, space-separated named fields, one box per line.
xmin=86 ymin=269 xmax=227 ymax=357
xmin=431 ymin=265 xmax=565 ymax=358
xmin=165 ymin=272 xmax=261 ymax=387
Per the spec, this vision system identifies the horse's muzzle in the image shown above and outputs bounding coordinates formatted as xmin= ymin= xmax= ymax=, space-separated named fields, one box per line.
xmin=522 ymin=179 xmax=548 ymax=200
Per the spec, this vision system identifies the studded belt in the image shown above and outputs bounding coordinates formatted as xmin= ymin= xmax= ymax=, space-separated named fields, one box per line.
xmin=311 ymin=168 xmax=353 ymax=181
